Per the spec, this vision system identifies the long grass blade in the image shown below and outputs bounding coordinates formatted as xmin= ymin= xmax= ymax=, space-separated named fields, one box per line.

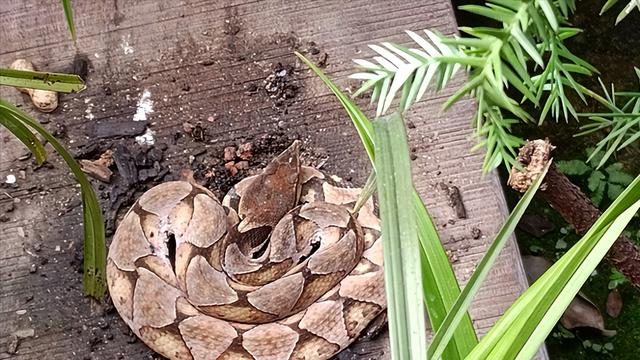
xmin=466 ymin=175 xmax=640 ymax=360
xmin=297 ymin=53 xmax=478 ymax=359
xmin=427 ymin=161 xmax=550 ymax=360
xmin=0 ymin=69 xmax=85 ymax=93
xmin=0 ymin=101 xmax=47 ymax=165
xmin=374 ymin=112 xmax=427 ymax=360
xmin=0 ymin=98 xmax=105 ymax=299
xmin=61 ymin=0 xmax=76 ymax=40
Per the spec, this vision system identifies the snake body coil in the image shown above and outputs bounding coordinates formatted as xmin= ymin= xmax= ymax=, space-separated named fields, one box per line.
xmin=107 ymin=141 xmax=385 ymax=360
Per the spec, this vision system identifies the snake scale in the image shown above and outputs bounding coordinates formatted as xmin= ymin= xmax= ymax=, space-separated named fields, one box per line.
xmin=107 ymin=141 xmax=385 ymax=360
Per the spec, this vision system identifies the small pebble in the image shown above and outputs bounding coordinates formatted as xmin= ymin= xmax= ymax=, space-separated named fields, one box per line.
xmin=29 ymin=264 xmax=37 ymax=274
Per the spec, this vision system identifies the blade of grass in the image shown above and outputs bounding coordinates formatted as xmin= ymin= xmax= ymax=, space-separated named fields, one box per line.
xmin=61 ymin=0 xmax=76 ymax=40
xmin=0 ymin=103 xmax=47 ymax=165
xmin=0 ymin=99 xmax=105 ymax=299
xmin=427 ymin=161 xmax=550 ymax=360
xmin=414 ymin=191 xmax=478 ymax=359
xmin=0 ymin=69 xmax=85 ymax=93
xmin=374 ymin=112 xmax=426 ymax=360
xmin=296 ymin=52 xmax=478 ymax=360
xmin=516 ymin=198 xmax=640 ymax=359
xmin=466 ymin=174 xmax=640 ymax=360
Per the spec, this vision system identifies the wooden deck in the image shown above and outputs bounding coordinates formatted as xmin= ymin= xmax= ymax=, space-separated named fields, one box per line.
xmin=1 ymin=1 xmax=546 ymax=359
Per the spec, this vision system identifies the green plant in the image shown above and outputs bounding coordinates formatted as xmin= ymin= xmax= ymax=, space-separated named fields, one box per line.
xmin=600 ymin=0 xmax=640 ymax=24
xmin=350 ymin=0 xmax=599 ymax=174
xmin=0 ymin=71 xmax=106 ymax=299
xmin=298 ymin=52 xmax=640 ymax=360
xmin=576 ymin=68 xmax=640 ymax=169
xmin=556 ymin=147 xmax=635 ymax=207
xmin=62 ymin=0 xmax=76 ymax=40
xmin=608 ymin=268 xmax=628 ymax=289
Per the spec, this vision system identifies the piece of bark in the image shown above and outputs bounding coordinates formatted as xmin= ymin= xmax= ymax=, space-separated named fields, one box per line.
xmin=94 ymin=121 xmax=147 ymax=139
xmin=112 ymin=143 xmax=139 ymax=186
xmin=509 ymin=139 xmax=640 ymax=293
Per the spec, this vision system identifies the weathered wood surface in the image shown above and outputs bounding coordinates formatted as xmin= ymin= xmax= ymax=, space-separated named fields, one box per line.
xmin=0 ymin=1 xmax=546 ymax=359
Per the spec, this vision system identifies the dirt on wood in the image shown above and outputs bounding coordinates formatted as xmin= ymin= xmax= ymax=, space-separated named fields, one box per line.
xmin=1 ymin=1 xmax=542 ymax=359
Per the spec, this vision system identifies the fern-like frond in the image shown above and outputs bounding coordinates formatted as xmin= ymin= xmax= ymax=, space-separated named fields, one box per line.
xmin=349 ymin=0 xmax=596 ymax=174
xmin=350 ymin=30 xmax=462 ymax=117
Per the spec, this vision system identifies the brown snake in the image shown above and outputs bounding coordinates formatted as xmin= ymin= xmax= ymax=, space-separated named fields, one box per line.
xmin=107 ymin=141 xmax=385 ymax=360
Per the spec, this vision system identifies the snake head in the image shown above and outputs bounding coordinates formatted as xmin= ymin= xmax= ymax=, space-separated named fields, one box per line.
xmin=237 ymin=140 xmax=302 ymax=232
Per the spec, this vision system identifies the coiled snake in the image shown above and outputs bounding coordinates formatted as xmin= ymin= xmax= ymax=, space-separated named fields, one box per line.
xmin=107 ymin=141 xmax=385 ymax=359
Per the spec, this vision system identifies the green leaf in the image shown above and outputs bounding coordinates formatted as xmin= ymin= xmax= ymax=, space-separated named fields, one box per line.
xmin=0 ymin=98 xmax=105 ymax=299
xmin=374 ymin=112 xmax=427 ymax=360
xmin=537 ymin=0 xmax=559 ymax=31
xmin=298 ymin=52 xmax=477 ymax=359
xmin=588 ymin=170 xmax=606 ymax=191
xmin=591 ymin=181 xmax=606 ymax=207
xmin=511 ymin=26 xmax=544 ymax=67
xmin=427 ymin=161 xmax=550 ymax=360
xmin=459 ymin=4 xmax=515 ymax=23
xmin=465 ymin=175 xmax=640 ymax=360
xmin=607 ymin=170 xmax=635 ymax=185
xmin=61 ymin=0 xmax=76 ymax=41
xmin=0 ymin=100 xmax=47 ymax=165
xmin=556 ymin=160 xmax=590 ymax=175
xmin=607 ymin=183 xmax=624 ymax=201
xmin=0 ymin=68 xmax=85 ymax=93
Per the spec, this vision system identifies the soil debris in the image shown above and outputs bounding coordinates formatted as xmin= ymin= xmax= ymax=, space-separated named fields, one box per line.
xmin=264 ymin=63 xmax=297 ymax=106
xmin=225 ymin=162 xmax=238 ymax=176
xmin=80 ymin=150 xmax=115 ymax=183
xmin=112 ymin=144 xmax=138 ymax=186
xmin=439 ymin=182 xmax=467 ymax=219
xmin=224 ymin=146 xmax=237 ymax=162
xmin=236 ymin=142 xmax=252 ymax=160
xmin=182 ymin=122 xmax=205 ymax=141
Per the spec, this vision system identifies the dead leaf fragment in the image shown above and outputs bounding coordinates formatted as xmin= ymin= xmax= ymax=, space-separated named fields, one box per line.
xmin=606 ymin=288 xmax=623 ymax=318
xmin=94 ymin=150 xmax=115 ymax=167
xmin=79 ymin=159 xmax=112 ymax=183
xmin=561 ymin=293 xmax=605 ymax=331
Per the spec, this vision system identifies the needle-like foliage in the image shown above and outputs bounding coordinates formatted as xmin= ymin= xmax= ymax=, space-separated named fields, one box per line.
xmin=600 ymin=0 xmax=640 ymax=24
xmin=576 ymin=68 xmax=640 ymax=168
xmin=350 ymin=0 xmax=597 ymax=174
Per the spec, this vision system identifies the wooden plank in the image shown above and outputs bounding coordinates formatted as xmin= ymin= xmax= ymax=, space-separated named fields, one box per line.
xmin=0 ymin=0 xmax=547 ymax=359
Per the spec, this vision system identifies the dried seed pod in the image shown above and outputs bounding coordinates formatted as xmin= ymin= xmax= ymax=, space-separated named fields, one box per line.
xmin=10 ymin=59 xmax=58 ymax=113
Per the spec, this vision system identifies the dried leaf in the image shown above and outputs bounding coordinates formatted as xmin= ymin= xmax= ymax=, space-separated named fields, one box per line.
xmin=606 ymin=288 xmax=623 ymax=318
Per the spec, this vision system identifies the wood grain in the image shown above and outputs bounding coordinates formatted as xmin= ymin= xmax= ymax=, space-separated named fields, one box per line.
xmin=1 ymin=1 xmax=547 ymax=359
